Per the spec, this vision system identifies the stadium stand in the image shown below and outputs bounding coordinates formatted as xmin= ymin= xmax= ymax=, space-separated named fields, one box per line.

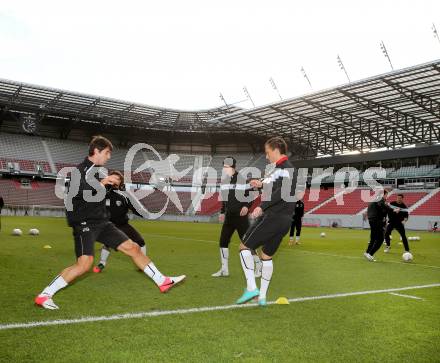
xmin=411 ymin=189 xmax=440 ymax=216
xmin=0 ymin=179 xmax=63 ymax=207
xmin=196 ymin=192 xmax=222 ymax=215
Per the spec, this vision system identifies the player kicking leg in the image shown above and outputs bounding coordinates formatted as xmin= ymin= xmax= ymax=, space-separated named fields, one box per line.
xmin=93 ymin=171 xmax=148 ymax=272
xmin=35 ymin=136 xmax=185 ymax=310
xmin=35 ymin=223 xmax=185 ymax=309
xmin=94 ymin=224 xmax=147 ymax=272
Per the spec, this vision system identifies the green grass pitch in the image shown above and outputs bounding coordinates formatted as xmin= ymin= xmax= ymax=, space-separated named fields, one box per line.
xmin=0 ymin=216 xmax=439 ymax=362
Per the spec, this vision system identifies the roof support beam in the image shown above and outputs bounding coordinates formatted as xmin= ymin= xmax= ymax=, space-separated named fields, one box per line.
xmin=300 ymin=98 xmax=390 ymax=150
xmin=381 ymin=79 xmax=440 ymax=120
xmin=270 ymin=106 xmax=361 ymax=154
xmin=338 ymin=89 xmax=438 ymax=144
xmin=242 ymin=111 xmax=333 ymax=155
xmin=8 ymin=85 xmax=22 ymax=105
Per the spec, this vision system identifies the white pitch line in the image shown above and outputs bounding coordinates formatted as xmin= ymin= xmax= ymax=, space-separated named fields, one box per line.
xmin=295 ymin=250 xmax=440 ymax=270
xmin=389 ymin=292 xmax=424 ymax=300
xmin=0 ymin=283 xmax=439 ymax=331
xmin=145 ymin=233 xmax=440 ymax=270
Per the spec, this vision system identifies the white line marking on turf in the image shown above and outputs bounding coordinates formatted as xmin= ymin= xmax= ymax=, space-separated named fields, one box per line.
xmin=146 ymin=233 xmax=440 ymax=270
xmin=389 ymin=292 xmax=424 ymax=300
xmin=296 ymin=250 xmax=440 ymax=270
xmin=0 ymin=283 xmax=439 ymax=331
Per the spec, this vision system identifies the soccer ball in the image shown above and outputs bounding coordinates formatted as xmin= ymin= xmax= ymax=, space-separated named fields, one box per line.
xmin=320 ymin=232 xmax=326 ymax=238
xmin=29 ymin=228 xmax=40 ymax=236
xmin=12 ymin=228 xmax=23 ymax=236
xmin=402 ymin=252 xmax=413 ymax=262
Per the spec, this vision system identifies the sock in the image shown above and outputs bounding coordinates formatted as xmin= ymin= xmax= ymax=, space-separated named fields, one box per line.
xmin=143 ymin=262 xmax=166 ymax=286
xmin=252 ymin=252 xmax=261 ymax=266
xmin=140 ymin=245 xmax=147 ymax=256
xmin=41 ymin=275 xmax=68 ymax=297
xmin=99 ymin=247 xmax=111 ymax=266
xmin=220 ymin=248 xmax=229 ymax=272
xmin=239 ymin=250 xmax=257 ymax=291
xmin=259 ymin=260 xmax=273 ymax=299
xmin=296 ymin=236 xmax=300 ymax=242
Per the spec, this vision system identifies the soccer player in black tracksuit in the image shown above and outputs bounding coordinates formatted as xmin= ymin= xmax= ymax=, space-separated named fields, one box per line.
xmin=236 ymin=137 xmax=297 ymax=306
xmin=212 ymin=157 xmax=262 ymax=278
xmin=93 ymin=170 xmax=148 ymax=273
xmin=384 ymin=193 xmax=410 ymax=254
xmin=35 ymin=136 xmax=185 ymax=310
xmin=364 ymin=189 xmax=400 ymax=261
xmin=289 ymin=198 xmax=304 ymax=245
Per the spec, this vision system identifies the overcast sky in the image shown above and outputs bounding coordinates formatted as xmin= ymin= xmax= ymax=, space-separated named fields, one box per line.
xmin=1 ymin=0 xmax=439 ymax=110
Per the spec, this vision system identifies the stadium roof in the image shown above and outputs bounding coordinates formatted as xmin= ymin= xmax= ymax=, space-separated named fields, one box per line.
xmin=0 ymin=79 xmax=242 ymax=133
xmin=210 ymin=59 xmax=440 ymax=156
xmin=1 ymin=59 xmax=440 ymax=155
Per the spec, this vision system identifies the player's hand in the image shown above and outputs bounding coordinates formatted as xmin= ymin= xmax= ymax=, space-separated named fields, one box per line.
xmin=219 ymin=213 xmax=225 ymax=223
xmin=101 ymin=174 xmax=120 ymax=187
xmin=250 ymin=179 xmax=262 ymax=189
xmin=250 ymin=206 xmax=263 ymax=219
xmin=240 ymin=207 xmax=249 ymax=216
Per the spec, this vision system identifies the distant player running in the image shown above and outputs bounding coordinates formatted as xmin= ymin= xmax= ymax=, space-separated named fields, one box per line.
xmin=236 ymin=137 xmax=297 ymax=306
xmin=289 ymin=197 xmax=304 ymax=245
xmin=384 ymin=193 xmax=410 ymax=254
xmin=93 ymin=170 xmax=148 ymax=273
xmin=35 ymin=136 xmax=185 ymax=310
xmin=212 ymin=157 xmax=262 ymax=278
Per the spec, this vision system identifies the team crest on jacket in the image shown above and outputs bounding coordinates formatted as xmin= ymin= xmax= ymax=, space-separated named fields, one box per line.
xmin=116 ymin=200 xmax=122 ymax=206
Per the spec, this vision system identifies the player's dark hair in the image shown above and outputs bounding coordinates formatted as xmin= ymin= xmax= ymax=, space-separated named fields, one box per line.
xmin=109 ymin=170 xmax=123 ymax=183
xmin=265 ymin=136 xmax=287 ymax=154
xmin=109 ymin=170 xmax=125 ymax=190
xmin=88 ymin=135 xmax=113 ymax=156
xmin=397 ymin=193 xmax=404 ymax=198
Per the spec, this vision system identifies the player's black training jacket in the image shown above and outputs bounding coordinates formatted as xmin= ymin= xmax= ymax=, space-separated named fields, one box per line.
xmin=367 ymin=198 xmax=391 ymax=222
xmin=293 ymin=200 xmax=305 ymax=219
xmin=260 ymin=156 xmax=297 ymax=217
xmin=66 ymin=158 xmax=109 ymax=226
xmin=106 ymin=189 xmax=142 ymax=226
xmin=387 ymin=201 xmax=408 ymax=224
xmin=220 ymin=171 xmax=253 ymax=216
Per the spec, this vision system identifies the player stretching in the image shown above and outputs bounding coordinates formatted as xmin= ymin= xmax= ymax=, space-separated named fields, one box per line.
xmin=236 ymin=137 xmax=297 ymax=306
xmin=35 ymin=136 xmax=185 ymax=310
xmin=289 ymin=197 xmax=304 ymax=245
xmin=212 ymin=157 xmax=262 ymax=278
xmin=384 ymin=193 xmax=410 ymax=254
xmin=93 ymin=170 xmax=147 ymax=273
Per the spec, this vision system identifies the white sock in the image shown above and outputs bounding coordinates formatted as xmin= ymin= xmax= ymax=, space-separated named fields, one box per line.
xmin=41 ymin=275 xmax=68 ymax=297
xmin=143 ymin=262 xmax=166 ymax=286
xmin=99 ymin=247 xmax=111 ymax=266
xmin=259 ymin=260 xmax=273 ymax=299
xmin=239 ymin=250 xmax=257 ymax=291
xmin=220 ymin=248 xmax=229 ymax=272
xmin=296 ymin=236 xmax=300 ymax=242
xmin=140 ymin=245 xmax=147 ymax=256
xmin=252 ymin=252 xmax=261 ymax=266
